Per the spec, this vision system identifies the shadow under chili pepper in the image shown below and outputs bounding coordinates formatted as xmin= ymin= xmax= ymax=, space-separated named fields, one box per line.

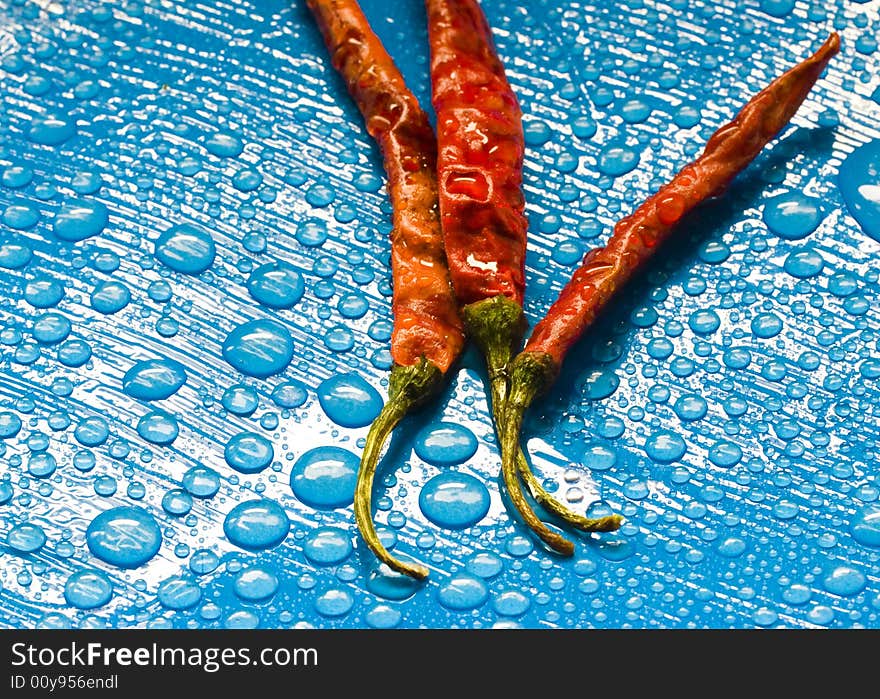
xmin=523 ymin=123 xmax=837 ymax=497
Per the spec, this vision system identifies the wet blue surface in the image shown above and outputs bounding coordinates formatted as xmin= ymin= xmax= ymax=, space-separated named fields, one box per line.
xmin=1 ymin=0 xmax=879 ymax=629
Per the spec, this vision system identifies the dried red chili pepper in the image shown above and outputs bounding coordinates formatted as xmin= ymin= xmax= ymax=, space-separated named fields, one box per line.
xmin=307 ymin=0 xmax=465 ymax=579
xmin=500 ymin=34 xmax=841 ymax=497
xmin=426 ymin=0 xmax=621 ymax=557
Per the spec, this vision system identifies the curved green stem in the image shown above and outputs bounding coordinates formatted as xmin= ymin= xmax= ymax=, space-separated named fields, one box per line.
xmin=488 ymin=380 xmax=621 ymax=533
xmin=463 ymin=296 xmax=575 ymax=555
xmin=354 ymin=359 xmax=443 ymax=580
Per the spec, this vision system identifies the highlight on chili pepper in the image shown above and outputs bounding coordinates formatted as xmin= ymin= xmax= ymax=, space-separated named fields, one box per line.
xmin=426 ymin=0 xmax=622 ymax=558
xmin=306 ymin=0 xmax=465 ymax=580
xmin=499 ymin=33 xmax=841 ymax=508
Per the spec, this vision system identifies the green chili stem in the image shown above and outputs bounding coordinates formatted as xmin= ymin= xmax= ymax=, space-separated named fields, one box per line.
xmin=463 ymin=296 xmax=576 ymax=555
xmin=354 ymin=359 xmax=443 ymax=580
xmin=488 ymin=377 xmax=622 ymax=533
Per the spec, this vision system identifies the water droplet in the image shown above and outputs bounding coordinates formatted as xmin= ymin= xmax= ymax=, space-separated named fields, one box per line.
xmin=247 ymin=263 xmax=305 ymax=309
xmin=597 ymin=144 xmax=639 ymax=177
xmin=221 ymin=384 xmax=259 ymax=415
xmin=86 ymin=506 xmax=162 ymax=568
xmin=64 ymin=570 xmax=113 ymax=609
xmin=751 ymin=313 xmax=783 ymax=339
xmin=182 ymin=466 xmax=221 ymax=499
xmin=162 ymin=489 xmax=193 ymax=516
xmin=7 ymin=523 xmax=47 ymax=553
xmin=122 ymin=358 xmax=187 ymax=400
xmin=413 ymin=422 xmax=478 ymax=466
xmin=232 ymin=168 xmax=263 ymax=192
xmin=234 ymin=566 xmax=279 ymax=601
xmin=136 ymin=411 xmax=179 ymax=445
xmin=271 ymin=381 xmax=309 ymax=409
xmin=582 ymin=368 xmax=620 ymax=400
xmin=317 ymin=374 xmax=382 ymax=428
xmin=492 ymin=590 xmax=531 ymax=616
xmin=53 ymin=199 xmax=108 ymax=242
xmin=0 ymin=412 xmax=23 ymax=439
xmin=223 ymin=499 xmax=289 ymax=551
xmin=850 ymin=505 xmax=880 ymax=547
xmin=90 ymin=281 xmax=131 ymax=314
xmin=290 ymin=446 xmax=358 ymax=509
xmin=0 ymin=241 xmax=33 ymax=269
xmin=74 ymin=416 xmax=109 ymax=446
xmin=644 ymin=430 xmax=686 ymax=463
xmin=708 ymin=441 xmax=742 ymax=468
xmin=365 ymin=605 xmax=401 ymax=628
xmin=222 ymin=319 xmax=294 ymax=378
xmin=688 ymin=309 xmax=720 ymax=335
xmin=823 ymin=566 xmax=866 ymax=597
xmin=157 ymin=576 xmax=202 ymax=609
xmin=32 ymin=312 xmax=71 ymax=344
xmin=466 ymin=551 xmax=504 ymax=579
xmin=3 ymin=202 xmax=40 ymax=229
xmin=154 ymin=224 xmax=216 ymax=274
xmin=717 ymin=537 xmax=747 ymax=558
xmin=189 ymin=549 xmax=220 ymax=575
xmin=28 ymin=116 xmax=76 ymax=145
xmin=314 ymin=588 xmax=353 ymax=617
xmin=437 ymin=574 xmax=489 ymax=610
xmin=762 ymin=192 xmax=823 ymax=240
xmin=205 ymin=132 xmax=244 ymax=157
xmin=366 ymin=565 xmax=421 ymax=601
xmin=303 ymin=526 xmax=352 ymax=565
xmin=784 ymin=248 xmax=824 ymax=278
xmin=418 ymin=471 xmax=490 ymax=529
xmin=673 ymin=394 xmax=707 ymax=421
xmin=224 ymin=432 xmax=274 ymax=473
xmin=838 ymin=138 xmax=880 ymax=241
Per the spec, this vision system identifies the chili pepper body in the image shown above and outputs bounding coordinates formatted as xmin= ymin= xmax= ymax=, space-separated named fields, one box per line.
xmin=426 ymin=0 xmax=527 ymax=307
xmin=307 ymin=0 xmax=465 ymax=579
xmin=427 ymin=0 xmax=620 ymax=555
xmin=524 ymin=33 xmax=840 ymax=370
xmin=502 ymin=34 xmax=841 ymax=480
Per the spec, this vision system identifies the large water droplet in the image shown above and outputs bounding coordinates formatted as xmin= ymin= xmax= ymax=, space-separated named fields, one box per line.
xmin=838 ymin=139 xmax=880 ymax=242
xmin=762 ymin=192 xmax=823 ymax=240
xmin=247 ymin=263 xmax=305 ymax=309
xmin=122 ymin=358 xmax=187 ymax=400
xmin=303 ymin=526 xmax=352 ymax=565
xmin=850 ymin=505 xmax=880 ymax=547
xmin=437 ymin=574 xmax=489 ymax=610
xmin=64 ymin=570 xmax=113 ymax=609
xmin=7 ymin=523 xmax=47 ymax=553
xmin=157 ymin=576 xmax=202 ymax=610
xmin=223 ymin=499 xmax=289 ymax=551
xmin=224 ymin=432 xmax=274 ymax=473
xmin=418 ymin=471 xmax=490 ymax=529
xmin=154 ymin=224 xmax=216 ymax=274
xmin=53 ymin=199 xmax=108 ymax=242
xmin=86 ymin=506 xmax=162 ymax=568
xmin=317 ymin=374 xmax=382 ymax=428
xmin=413 ymin=422 xmax=478 ymax=466
xmin=823 ymin=566 xmax=866 ymax=596
xmin=290 ymin=446 xmax=358 ymax=509
xmin=222 ymin=319 xmax=294 ymax=378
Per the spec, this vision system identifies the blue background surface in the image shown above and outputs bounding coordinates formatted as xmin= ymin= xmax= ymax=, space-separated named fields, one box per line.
xmin=1 ymin=0 xmax=879 ymax=628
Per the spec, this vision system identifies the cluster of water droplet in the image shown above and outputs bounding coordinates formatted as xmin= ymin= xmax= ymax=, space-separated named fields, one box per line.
xmin=1 ymin=0 xmax=878 ymax=629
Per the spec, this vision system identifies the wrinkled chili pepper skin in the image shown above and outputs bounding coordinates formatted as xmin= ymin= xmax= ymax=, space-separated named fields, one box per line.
xmin=426 ymin=0 xmax=527 ymax=307
xmin=524 ymin=33 xmax=840 ymax=368
xmin=307 ymin=0 xmax=464 ymax=373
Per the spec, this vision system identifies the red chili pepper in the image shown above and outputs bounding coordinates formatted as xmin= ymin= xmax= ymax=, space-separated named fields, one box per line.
xmin=307 ymin=0 xmax=465 ymax=579
xmin=427 ymin=0 xmax=620 ymax=557
xmin=501 ymin=34 xmax=841 ymax=503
